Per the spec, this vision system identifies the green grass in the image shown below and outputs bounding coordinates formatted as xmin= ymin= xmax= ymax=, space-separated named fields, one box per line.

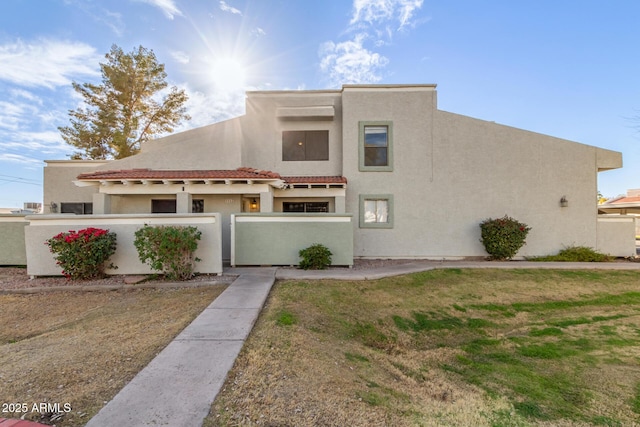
xmin=209 ymin=268 xmax=640 ymax=426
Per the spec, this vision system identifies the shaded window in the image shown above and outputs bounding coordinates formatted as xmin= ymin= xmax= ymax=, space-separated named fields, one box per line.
xmin=359 ymin=121 xmax=393 ymax=171
xmin=359 ymin=194 xmax=393 ymax=228
xmin=152 ymin=199 xmax=176 ymax=213
xmin=282 ymin=130 xmax=329 ymax=161
xmin=192 ymin=199 xmax=204 ymax=213
xmin=60 ymin=202 xmax=93 ymax=215
xmin=283 ymin=202 xmax=329 ymax=213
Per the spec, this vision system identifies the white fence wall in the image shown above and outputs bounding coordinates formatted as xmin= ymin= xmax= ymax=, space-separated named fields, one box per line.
xmin=596 ymin=215 xmax=637 ymax=257
xmin=25 ymin=214 xmax=223 ymax=276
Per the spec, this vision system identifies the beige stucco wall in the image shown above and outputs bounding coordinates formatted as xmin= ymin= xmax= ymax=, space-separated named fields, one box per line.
xmin=0 ymin=215 xmax=28 ymax=265
xmin=25 ymin=214 xmax=223 ymax=276
xmin=341 ymin=85 xmax=621 ymax=258
xmin=44 ymin=161 xmax=108 ymax=213
xmin=596 ymin=216 xmax=637 ymax=257
xmin=41 ymin=84 xmax=625 ymax=260
xmin=91 ymin=118 xmax=243 ymax=172
xmin=242 ymin=91 xmax=343 ymax=176
xmin=98 ymin=194 xmax=242 ymax=261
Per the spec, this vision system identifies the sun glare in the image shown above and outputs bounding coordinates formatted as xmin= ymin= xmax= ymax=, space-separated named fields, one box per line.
xmin=211 ymin=58 xmax=246 ymax=91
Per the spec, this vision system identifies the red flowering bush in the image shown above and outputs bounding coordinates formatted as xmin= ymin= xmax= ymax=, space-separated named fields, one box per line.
xmin=479 ymin=215 xmax=531 ymax=260
xmin=45 ymin=227 xmax=117 ymax=279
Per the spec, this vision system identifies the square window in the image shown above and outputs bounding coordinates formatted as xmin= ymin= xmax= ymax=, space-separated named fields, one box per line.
xmin=283 ymin=130 xmax=329 ymax=161
xmin=359 ymin=194 xmax=393 ymax=228
xmin=364 ymin=199 xmax=388 ymax=223
xmin=192 ymin=199 xmax=204 ymax=213
xmin=359 ymin=121 xmax=393 ymax=171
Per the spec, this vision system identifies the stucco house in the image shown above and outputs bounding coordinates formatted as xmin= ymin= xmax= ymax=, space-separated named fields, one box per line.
xmin=41 ymin=84 xmax=634 ymax=264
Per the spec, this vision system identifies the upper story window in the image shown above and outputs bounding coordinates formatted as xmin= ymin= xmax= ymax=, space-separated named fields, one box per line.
xmin=282 ymin=130 xmax=329 ymax=161
xmin=359 ymin=121 xmax=393 ymax=172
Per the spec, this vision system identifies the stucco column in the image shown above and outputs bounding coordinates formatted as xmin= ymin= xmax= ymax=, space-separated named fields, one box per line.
xmin=176 ymin=192 xmax=192 ymax=214
xmin=92 ymin=193 xmax=112 ymax=214
xmin=259 ymin=191 xmax=273 ymax=213
xmin=335 ymin=195 xmax=346 ymax=213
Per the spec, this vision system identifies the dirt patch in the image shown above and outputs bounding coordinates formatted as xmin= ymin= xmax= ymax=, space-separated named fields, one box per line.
xmin=0 ymin=266 xmax=236 ymax=291
xmin=0 ymin=281 xmax=227 ymax=426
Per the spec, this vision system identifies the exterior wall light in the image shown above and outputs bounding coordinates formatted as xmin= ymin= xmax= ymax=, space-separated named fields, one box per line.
xmin=560 ymin=196 xmax=568 ymax=207
xmin=250 ymin=198 xmax=258 ymax=210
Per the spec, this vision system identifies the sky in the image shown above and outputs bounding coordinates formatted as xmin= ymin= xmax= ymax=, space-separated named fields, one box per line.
xmin=1 ymin=0 xmax=639 ymax=208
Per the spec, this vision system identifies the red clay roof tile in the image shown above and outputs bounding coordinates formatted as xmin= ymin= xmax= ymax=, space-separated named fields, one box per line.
xmin=607 ymin=196 xmax=640 ymax=204
xmin=76 ymin=168 xmax=347 ymax=185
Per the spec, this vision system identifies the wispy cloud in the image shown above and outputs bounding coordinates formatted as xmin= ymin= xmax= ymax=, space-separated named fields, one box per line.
xmin=0 ymin=153 xmax=44 ymax=166
xmin=319 ymin=0 xmax=424 ymax=86
xmin=135 ymin=0 xmax=183 ymax=19
xmin=64 ymin=0 xmax=125 ymax=36
xmin=170 ymin=50 xmax=190 ymax=64
xmin=319 ymin=33 xmax=389 ymax=87
xmin=219 ymin=1 xmax=242 ymax=15
xmin=0 ymin=39 xmax=100 ymax=89
xmin=251 ymin=27 xmax=267 ymax=37
xmin=351 ymin=0 xmax=423 ymax=29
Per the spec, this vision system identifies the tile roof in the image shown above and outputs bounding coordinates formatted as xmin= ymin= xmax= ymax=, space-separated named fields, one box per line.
xmin=285 ymin=176 xmax=347 ymax=184
xmin=605 ymin=196 xmax=640 ymax=205
xmin=76 ymin=168 xmax=347 ymax=184
xmin=77 ymin=167 xmax=282 ymax=180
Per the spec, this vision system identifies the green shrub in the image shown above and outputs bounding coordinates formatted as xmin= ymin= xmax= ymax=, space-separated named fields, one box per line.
xmin=45 ymin=227 xmax=117 ymax=279
xmin=299 ymin=243 xmax=332 ymax=270
xmin=134 ymin=225 xmax=201 ymax=280
xmin=529 ymin=246 xmax=613 ymax=262
xmin=479 ymin=215 xmax=531 ymax=260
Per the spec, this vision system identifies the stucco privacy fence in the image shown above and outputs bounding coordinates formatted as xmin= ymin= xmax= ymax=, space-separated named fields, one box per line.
xmin=24 ymin=214 xmax=223 ymax=276
xmin=0 ymin=214 xmax=28 ymax=265
xmin=596 ymin=215 xmax=637 ymax=257
xmin=231 ymin=213 xmax=354 ymax=267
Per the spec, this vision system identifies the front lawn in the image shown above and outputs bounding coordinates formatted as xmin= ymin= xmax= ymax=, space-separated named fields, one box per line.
xmin=0 ymin=286 xmax=225 ymax=426
xmin=207 ymin=269 xmax=640 ymax=426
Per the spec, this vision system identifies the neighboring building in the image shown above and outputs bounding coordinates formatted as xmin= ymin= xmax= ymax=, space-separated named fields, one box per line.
xmin=43 ymin=84 xmax=627 ymax=261
xmin=599 ymin=189 xmax=640 ymax=236
xmin=599 ymin=189 xmax=640 ymax=216
xmin=0 ymin=203 xmax=42 ymax=215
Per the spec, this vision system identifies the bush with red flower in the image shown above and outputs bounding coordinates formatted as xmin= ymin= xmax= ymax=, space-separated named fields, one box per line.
xmin=45 ymin=227 xmax=117 ymax=279
xmin=479 ymin=215 xmax=531 ymax=260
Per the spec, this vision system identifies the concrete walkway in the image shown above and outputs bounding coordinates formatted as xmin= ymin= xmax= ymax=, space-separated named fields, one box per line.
xmin=85 ymin=260 xmax=640 ymax=427
xmin=85 ymin=268 xmax=277 ymax=427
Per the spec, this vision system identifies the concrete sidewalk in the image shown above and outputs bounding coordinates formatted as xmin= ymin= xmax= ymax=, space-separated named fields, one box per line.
xmin=274 ymin=259 xmax=640 ymax=281
xmin=85 ymin=260 xmax=640 ymax=427
xmin=85 ymin=268 xmax=276 ymax=427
